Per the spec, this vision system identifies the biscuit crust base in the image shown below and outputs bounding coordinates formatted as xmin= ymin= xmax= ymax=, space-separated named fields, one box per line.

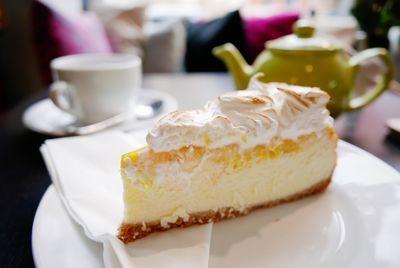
xmin=118 ymin=177 xmax=332 ymax=243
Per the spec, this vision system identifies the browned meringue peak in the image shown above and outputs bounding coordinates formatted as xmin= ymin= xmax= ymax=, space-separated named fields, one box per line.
xmin=146 ymin=76 xmax=333 ymax=152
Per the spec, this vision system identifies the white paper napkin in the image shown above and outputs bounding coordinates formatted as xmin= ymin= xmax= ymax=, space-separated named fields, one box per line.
xmin=40 ymin=131 xmax=212 ymax=268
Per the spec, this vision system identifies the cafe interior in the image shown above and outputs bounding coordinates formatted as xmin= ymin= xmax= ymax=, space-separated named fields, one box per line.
xmin=1 ymin=0 xmax=400 ymax=267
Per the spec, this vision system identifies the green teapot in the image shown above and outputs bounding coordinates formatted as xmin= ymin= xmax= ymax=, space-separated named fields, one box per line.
xmin=213 ymin=20 xmax=394 ymax=118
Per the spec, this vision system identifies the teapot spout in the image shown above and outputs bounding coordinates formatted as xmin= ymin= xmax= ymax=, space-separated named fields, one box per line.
xmin=213 ymin=43 xmax=252 ymax=90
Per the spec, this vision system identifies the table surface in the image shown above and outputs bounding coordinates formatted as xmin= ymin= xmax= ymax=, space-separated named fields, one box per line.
xmin=1 ymin=73 xmax=400 ymax=267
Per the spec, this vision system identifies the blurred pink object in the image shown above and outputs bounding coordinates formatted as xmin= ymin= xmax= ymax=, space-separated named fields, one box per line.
xmin=243 ymin=12 xmax=300 ymax=62
xmin=49 ymin=13 xmax=111 ymax=55
xmin=32 ymin=1 xmax=112 ymax=85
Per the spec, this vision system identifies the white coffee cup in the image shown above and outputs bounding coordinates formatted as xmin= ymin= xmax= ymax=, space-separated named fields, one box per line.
xmin=49 ymin=54 xmax=142 ymax=124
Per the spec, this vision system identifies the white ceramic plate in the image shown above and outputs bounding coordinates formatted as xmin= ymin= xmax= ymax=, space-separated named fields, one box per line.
xmin=32 ymin=142 xmax=400 ymax=268
xmin=22 ymin=89 xmax=178 ymax=136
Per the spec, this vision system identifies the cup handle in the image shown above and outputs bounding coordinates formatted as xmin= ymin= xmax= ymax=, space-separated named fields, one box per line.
xmin=49 ymin=81 xmax=74 ymax=113
xmin=347 ymin=48 xmax=394 ymax=111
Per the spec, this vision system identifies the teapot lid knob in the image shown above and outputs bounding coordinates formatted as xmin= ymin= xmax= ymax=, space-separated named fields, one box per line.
xmin=294 ymin=20 xmax=315 ymax=38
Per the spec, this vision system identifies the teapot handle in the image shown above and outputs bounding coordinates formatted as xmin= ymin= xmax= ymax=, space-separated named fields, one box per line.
xmin=347 ymin=48 xmax=394 ymax=111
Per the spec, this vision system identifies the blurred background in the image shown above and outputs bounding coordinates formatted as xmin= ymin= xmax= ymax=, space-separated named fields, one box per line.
xmin=0 ymin=0 xmax=399 ymax=114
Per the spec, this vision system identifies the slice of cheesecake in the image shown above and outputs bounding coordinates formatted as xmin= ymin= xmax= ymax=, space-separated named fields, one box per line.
xmin=118 ymin=78 xmax=338 ymax=243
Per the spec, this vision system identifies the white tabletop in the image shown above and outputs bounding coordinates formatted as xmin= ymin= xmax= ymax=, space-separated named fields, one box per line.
xmin=143 ymin=73 xmax=234 ymax=110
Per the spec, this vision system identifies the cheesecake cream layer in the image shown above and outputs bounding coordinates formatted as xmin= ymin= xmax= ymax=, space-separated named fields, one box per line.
xmin=121 ymin=128 xmax=337 ymax=226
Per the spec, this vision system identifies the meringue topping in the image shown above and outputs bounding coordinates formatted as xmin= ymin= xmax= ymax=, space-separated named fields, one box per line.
xmin=146 ymin=76 xmax=333 ymax=152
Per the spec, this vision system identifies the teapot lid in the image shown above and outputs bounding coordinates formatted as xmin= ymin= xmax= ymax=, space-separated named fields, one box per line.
xmin=267 ymin=20 xmax=339 ymax=53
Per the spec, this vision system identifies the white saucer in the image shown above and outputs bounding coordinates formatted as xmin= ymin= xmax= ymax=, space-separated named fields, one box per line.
xmin=22 ymin=89 xmax=178 ymax=136
xmin=32 ymin=141 xmax=400 ymax=268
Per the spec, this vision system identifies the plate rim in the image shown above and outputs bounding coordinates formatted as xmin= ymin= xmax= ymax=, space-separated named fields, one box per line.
xmin=31 ymin=184 xmax=56 ymax=268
